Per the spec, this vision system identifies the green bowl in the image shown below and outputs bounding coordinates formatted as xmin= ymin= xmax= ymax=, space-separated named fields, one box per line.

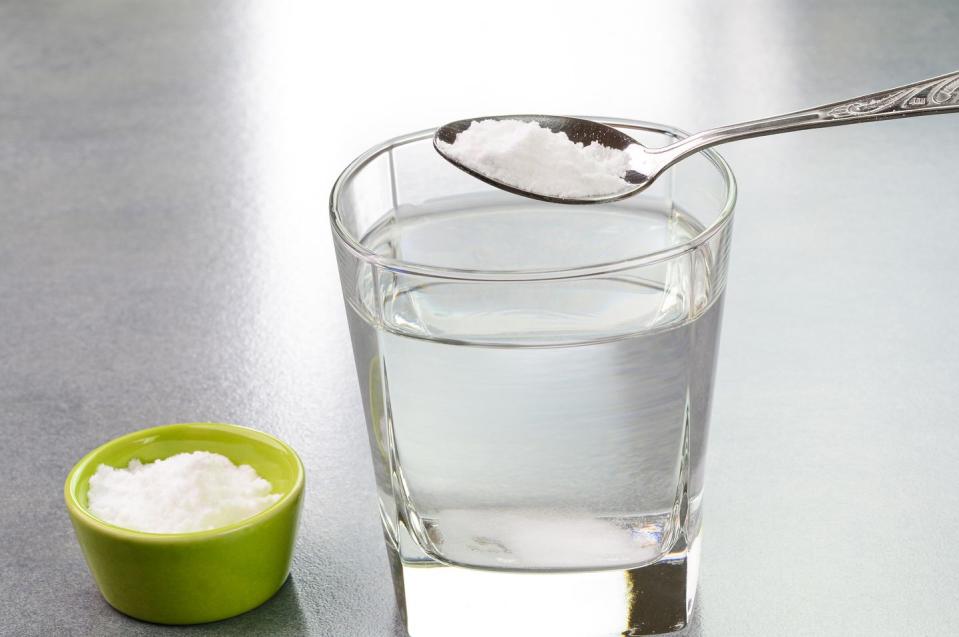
xmin=64 ymin=422 xmax=305 ymax=625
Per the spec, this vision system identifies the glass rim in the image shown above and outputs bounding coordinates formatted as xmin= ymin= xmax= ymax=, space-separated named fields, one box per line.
xmin=329 ymin=117 xmax=737 ymax=282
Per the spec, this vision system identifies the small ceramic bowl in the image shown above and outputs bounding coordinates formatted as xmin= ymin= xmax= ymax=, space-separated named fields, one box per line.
xmin=64 ymin=422 xmax=304 ymax=625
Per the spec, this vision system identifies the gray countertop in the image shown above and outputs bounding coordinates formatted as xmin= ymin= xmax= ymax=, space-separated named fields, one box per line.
xmin=2 ymin=1 xmax=959 ymax=635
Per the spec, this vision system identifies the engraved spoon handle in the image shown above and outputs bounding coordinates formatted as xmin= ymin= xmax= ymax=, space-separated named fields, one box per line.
xmin=657 ymin=69 xmax=959 ymax=165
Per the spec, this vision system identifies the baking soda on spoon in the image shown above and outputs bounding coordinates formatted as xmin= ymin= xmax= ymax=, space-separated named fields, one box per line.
xmin=436 ymin=119 xmax=632 ymax=199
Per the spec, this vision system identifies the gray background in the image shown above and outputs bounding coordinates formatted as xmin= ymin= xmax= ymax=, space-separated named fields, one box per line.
xmin=2 ymin=1 xmax=958 ymax=635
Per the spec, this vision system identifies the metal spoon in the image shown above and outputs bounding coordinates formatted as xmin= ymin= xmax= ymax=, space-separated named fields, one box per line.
xmin=434 ymin=69 xmax=959 ymax=205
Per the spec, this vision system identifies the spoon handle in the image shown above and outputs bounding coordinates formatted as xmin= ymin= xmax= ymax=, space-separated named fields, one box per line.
xmin=662 ymin=69 xmax=959 ymax=161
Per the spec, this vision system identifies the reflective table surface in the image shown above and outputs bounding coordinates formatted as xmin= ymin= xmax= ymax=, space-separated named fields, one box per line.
xmin=2 ymin=1 xmax=958 ymax=635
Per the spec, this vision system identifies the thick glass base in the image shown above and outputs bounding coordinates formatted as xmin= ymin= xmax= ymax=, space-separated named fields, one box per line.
xmin=389 ymin=530 xmax=701 ymax=637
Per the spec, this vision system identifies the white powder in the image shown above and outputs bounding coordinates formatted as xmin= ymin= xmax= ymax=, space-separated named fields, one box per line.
xmin=87 ymin=451 xmax=281 ymax=533
xmin=425 ymin=509 xmax=662 ymax=570
xmin=437 ymin=118 xmax=632 ymax=199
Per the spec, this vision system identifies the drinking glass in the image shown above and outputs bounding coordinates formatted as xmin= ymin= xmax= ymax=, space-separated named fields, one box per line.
xmin=330 ymin=118 xmax=736 ymax=636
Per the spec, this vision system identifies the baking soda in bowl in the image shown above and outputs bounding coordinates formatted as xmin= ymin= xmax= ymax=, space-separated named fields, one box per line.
xmin=87 ymin=451 xmax=281 ymax=533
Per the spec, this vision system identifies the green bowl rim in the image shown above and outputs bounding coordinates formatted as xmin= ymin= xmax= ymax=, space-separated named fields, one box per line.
xmin=64 ymin=422 xmax=305 ymax=543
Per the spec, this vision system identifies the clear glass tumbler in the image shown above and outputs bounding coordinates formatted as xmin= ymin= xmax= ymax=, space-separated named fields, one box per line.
xmin=330 ymin=118 xmax=736 ymax=636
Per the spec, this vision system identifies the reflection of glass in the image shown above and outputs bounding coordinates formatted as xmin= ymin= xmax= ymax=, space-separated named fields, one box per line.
xmin=331 ymin=119 xmax=736 ymax=636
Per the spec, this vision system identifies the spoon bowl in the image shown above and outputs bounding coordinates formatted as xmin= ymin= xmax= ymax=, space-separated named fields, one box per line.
xmin=434 ymin=114 xmax=651 ymax=205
